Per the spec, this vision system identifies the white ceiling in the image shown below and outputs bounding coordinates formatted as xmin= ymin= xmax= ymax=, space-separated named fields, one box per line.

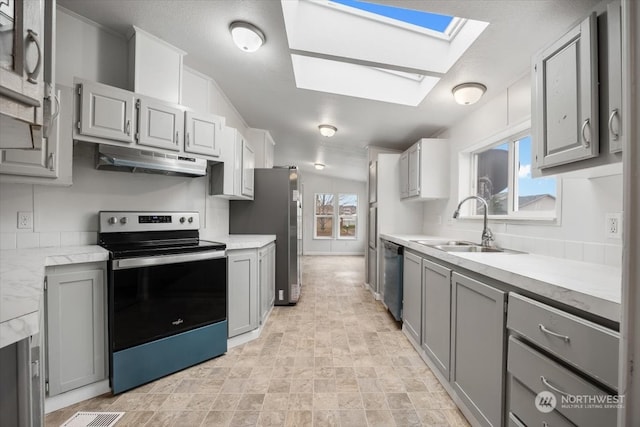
xmin=57 ymin=0 xmax=601 ymax=182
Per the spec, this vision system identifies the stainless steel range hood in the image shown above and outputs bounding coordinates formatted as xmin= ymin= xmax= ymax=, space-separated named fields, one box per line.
xmin=96 ymin=144 xmax=207 ymax=177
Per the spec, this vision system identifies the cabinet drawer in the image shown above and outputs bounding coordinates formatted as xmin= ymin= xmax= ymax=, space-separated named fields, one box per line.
xmin=509 ymin=375 xmax=574 ymax=427
xmin=508 ymin=337 xmax=617 ymax=427
xmin=507 ymin=293 xmax=618 ymax=389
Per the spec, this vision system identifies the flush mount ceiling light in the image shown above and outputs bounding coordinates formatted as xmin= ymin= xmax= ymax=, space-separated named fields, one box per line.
xmin=452 ymin=82 xmax=487 ymax=105
xmin=229 ymin=21 xmax=265 ymax=52
xmin=318 ymin=124 xmax=337 ymax=137
xmin=314 ymin=163 xmax=325 ymax=170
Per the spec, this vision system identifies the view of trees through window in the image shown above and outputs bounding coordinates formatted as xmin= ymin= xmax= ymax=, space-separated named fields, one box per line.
xmin=315 ymin=193 xmax=334 ymax=238
xmin=314 ymin=193 xmax=358 ymax=239
xmin=474 ymin=134 xmax=557 ymax=217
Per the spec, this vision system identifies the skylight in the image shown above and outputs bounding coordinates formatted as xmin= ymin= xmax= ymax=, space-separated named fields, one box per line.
xmin=281 ymin=0 xmax=489 ymax=105
xmin=330 ymin=0 xmax=454 ymax=33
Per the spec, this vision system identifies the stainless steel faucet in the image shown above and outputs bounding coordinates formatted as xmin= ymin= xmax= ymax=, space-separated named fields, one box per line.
xmin=453 ymin=196 xmax=494 ymax=247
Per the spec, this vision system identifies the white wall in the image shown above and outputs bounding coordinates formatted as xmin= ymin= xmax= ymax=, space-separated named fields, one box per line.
xmin=301 ymin=172 xmax=366 ymax=255
xmin=423 ymin=74 xmax=623 ymax=267
xmin=0 ymin=8 xmax=249 ymax=249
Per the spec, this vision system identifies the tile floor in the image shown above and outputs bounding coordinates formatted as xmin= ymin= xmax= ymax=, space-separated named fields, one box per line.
xmin=45 ymin=256 xmax=470 ymax=426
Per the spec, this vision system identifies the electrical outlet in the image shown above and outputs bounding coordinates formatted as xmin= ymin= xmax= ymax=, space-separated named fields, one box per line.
xmin=605 ymin=213 xmax=622 ymax=239
xmin=17 ymin=211 xmax=33 ymax=229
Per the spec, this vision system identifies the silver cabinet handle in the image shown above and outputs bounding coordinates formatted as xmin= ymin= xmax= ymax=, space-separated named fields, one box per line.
xmin=608 ymin=109 xmax=620 ymax=141
xmin=540 ymin=376 xmax=571 ymax=397
xmin=186 ymin=132 xmax=190 ymax=146
xmin=580 ymin=118 xmax=590 ymax=148
xmin=48 ymin=153 xmax=54 ymax=171
xmin=125 ymin=120 xmax=131 ymax=136
xmin=44 ymin=88 xmax=60 ymax=139
xmin=175 ymin=131 xmax=179 ymax=145
xmin=26 ymin=30 xmax=42 ymax=84
xmin=538 ymin=324 xmax=570 ymax=342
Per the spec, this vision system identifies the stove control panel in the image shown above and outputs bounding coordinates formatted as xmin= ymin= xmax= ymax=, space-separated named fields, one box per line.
xmin=99 ymin=211 xmax=200 ymax=232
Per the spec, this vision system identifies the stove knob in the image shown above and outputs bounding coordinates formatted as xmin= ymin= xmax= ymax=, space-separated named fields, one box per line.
xmin=180 ymin=217 xmax=186 ymax=224
xmin=188 ymin=217 xmax=194 ymax=223
xmin=120 ymin=217 xmax=128 ymax=225
xmin=108 ymin=216 xmax=118 ymax=225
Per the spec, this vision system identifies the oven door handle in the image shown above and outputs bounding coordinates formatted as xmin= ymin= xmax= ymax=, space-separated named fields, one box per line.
xmin=113 ymin=250 xmax=226 ymax=270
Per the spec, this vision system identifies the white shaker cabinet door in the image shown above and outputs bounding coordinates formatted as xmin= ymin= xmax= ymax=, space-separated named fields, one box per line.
xmin=184 ymin=111 xmax=223 ymax=158
xmin=78 ymin=81 xmax=136 ymax=144
xmin=241 ymin=139 xmax=255 ymax=198
xmin=137 ymin=97 xmax=183 ymax=152
xmin=46 ymin=268 xmax=106 ymax=396
xmin=533 ymin=13 xmax=598 ymax=170
xmin=227 ymin=250 xmax=258 ymax=337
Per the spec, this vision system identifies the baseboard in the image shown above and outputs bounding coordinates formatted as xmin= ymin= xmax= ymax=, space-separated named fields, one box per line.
xmin=45 ymin=380 xmax=110 ymax=414
xmin=304 ymin=252 xmax=365 ymax=256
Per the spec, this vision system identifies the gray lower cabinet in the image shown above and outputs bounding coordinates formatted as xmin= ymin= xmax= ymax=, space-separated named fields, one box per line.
xmin=45 ymin=263 xmax=106 ymax=396
xmin=259 ymin=243 xmax=276 ymax=325
xmin=227 ymin=249 xmax=258 ymax=338
xmin=507 ymin=336 xmax=617 ymax=427
xmin=421 ymin=259 xmax=452 ymax=380
xmin=402 ymin=251 xmax=422 ymax=344
xmin=451 ymin=272 xmax=507 ymax=427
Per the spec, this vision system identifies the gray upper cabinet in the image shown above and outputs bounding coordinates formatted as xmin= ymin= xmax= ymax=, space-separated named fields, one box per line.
xmin=0 ymin=0 xmax=49 ymax=149
xmin=45 ymin=264 xmax=106 ymax=397
xmin=368 ymin=160 xmax=377 ymax=204
xmin=421 ymin=259 xmax=452 ymax=381
xmin=227 ymin=249 xmax=258 ymax=338
xmin=241 ymin=139 xmax=255 ymax=198
xmin=402 ymin=251 xmax=422 ymax=345
xmin=78 ymin=80 xmax=136 ymax=144
xmin=407 ymin=143 xmax=420 ymax=197
xmin=533 ymin=13 xmax=598 ymax=170
xmin=451 ymin=272 xmax=506 ymax=427
xmin=1 ymin=85 xmax=73 ymax=186
xmin=607 ymin=0 xmax=623 ymax=153
xmin=136 ymin=96 xmax=183 ymax=152
xmin=399 ymin=151 xmax=409 ymax=199
xmin=184 ymin=111 xmax=223 ymax=158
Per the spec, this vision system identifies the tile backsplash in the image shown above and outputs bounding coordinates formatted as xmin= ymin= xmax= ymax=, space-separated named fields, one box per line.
xmin=432 ymin=229 xmax=623 ymax=268
xmin=1 ymin=231 xmax=98 ymax=250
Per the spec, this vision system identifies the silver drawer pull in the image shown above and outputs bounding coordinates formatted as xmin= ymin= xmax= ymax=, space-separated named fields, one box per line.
xmin=538 ymin=324 xmax=570 ymax=342
xmin=541 ymin=375 xmax=571 ymax=397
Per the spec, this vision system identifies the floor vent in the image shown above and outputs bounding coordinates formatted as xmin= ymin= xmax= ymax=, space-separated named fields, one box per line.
xmin=60 ymin=411 xmax=125 ymax=427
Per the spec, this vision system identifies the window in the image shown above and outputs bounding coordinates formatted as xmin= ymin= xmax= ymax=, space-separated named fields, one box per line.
xmin=314 ymin=193 xmax=334 ymax=238
xmin=338 ymin=194 xmax=358 ymax=239
xmin=470 ymin=132 xmax=558 ymax=219
xmin=314 ymin=193 xmax=358 ymax=239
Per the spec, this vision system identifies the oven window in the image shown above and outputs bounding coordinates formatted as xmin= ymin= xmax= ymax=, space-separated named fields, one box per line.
xmin=111 ymin=257 xmax=226 ymax=351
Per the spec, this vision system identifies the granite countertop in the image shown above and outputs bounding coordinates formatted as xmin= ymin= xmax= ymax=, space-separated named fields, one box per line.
xmin=202 ymin=234 xmax=276 ymax=250
xmin=0 ymin=246 xmax=109 ymax=348
xmin=380 ymin=234 xmax=621 ymax=323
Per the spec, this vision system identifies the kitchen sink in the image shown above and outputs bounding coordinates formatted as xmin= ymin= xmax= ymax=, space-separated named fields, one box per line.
xmin=411 ymin=240 xmax=474 ymax=246
xmin=433 ymin=244 xmax=524 ymax=254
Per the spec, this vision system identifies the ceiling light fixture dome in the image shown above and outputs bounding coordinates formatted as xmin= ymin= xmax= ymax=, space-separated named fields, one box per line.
xmin=318 ymin=124 xmax=337 ymax=137
xmin=314 ymin=163 xmax=325 ymax=170
xmin=452 ymin=82 xmax=486 ymax=105
xmin=229 ymin=21 xmax=265 ymax=52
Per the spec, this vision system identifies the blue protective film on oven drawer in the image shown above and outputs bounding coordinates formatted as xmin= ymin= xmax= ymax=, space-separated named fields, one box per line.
xmin=111 ymin=320 xmax=227 ymax=394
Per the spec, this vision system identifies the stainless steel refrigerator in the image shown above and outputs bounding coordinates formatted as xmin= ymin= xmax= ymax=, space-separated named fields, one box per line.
xmin=229 ymin=167 xmax=301 ymax=305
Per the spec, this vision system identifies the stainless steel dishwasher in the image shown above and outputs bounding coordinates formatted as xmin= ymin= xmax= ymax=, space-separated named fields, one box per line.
xmin=382 ymin=240 xmax=403 ymax=321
